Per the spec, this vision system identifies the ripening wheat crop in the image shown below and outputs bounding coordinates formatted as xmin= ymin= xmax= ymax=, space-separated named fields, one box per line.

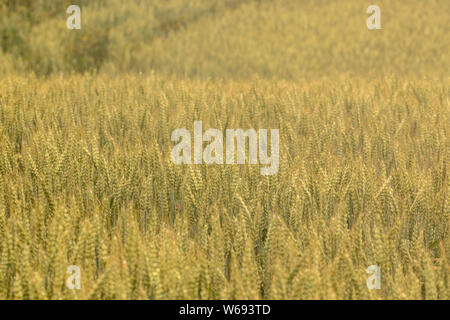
xmin=0 ymin=75 xmax=448 ymax=299
xmin=0 ymin=0 xmax=448 ymax=300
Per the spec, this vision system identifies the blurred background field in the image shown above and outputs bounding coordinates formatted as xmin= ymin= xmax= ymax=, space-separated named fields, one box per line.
xmin=0 ymin=0 xmax=448 ymax=78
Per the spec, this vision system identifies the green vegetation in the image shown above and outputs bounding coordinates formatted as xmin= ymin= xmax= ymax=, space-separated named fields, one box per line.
xmin=1 ymin=0 xmax=448 ymax=78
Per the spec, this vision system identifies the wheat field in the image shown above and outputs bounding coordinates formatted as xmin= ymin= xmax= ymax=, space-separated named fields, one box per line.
xmin=0 ymin=0 xmax=449 ymax=300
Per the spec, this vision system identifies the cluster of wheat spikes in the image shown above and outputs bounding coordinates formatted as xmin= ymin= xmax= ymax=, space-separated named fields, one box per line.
xmin=0 ymin=75 xmax=447 ymax=299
